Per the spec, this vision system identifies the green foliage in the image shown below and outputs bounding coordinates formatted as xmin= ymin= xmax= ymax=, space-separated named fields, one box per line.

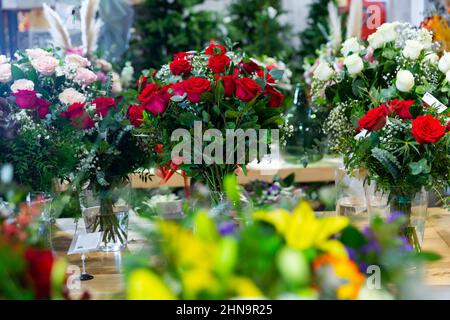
xmin=128 ymin=0 xmax=223 ymax=71
xmin=298 ymin=0 xmax=336 ymax=71
xmin=226 ymin=0 xmax=292 ymax=60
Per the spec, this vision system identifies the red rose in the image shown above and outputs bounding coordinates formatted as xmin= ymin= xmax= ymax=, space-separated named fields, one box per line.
xmin=389 ymin=99 xmax=415 ymax=119
xmin=92 ymin=97 xmax=116 ymax=117
xmin=24 ymin=248 xmax=55 ymax=299
xmin=216 ymin=75 xmax=236 ymax=97
xmin=169 ymin=58 xmax=192 ymax=76
xmin=184 ymin=77 xmax=211 ymax=103
xmin=127 ymin=104 xmax=145 ymax=127
xmin=264 ymin=86 xmax=284 ymax=108
xmin=412 ymin=114 xmax=446 ymax=144
xmin=207 ymin=54 xmax=231 ymax=74
xmin=235 ymin=77 xmax=262 ymax=102
xmin=139 ymin=83 xmax=170 ymax=115
xmin=174 ymin=52 xmax=190 ymax=60
xmin=14 ymin=90 xmax=38 ymax=109
xmin=61 ymin=102 xmax=94 ymax=129
xmin=37 ymin=98 xmax=51 ymax=119
xmin=205 ymin=43 xmax=226 ymax=56
xmin=447 ymin=121 xmax=450 ymax=131
xmin=240 ymin=60 xmax=261 ymax=74
xmin=356 ymin=105 xmax=389 ymax=131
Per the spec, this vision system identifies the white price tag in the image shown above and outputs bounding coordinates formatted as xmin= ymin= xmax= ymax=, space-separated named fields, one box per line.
xmin=423 ymin=92 xmax=447 ymax=113
xmin=355 ymin=129 xmax=369 ymax=140
xmin=68 ymin=232 xmax=102 ymax=255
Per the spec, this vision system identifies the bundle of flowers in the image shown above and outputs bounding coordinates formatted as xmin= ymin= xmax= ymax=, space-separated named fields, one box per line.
xmin=127 ymin=42 xmax=286 ymax=203
xmin=0 ymin=49 xmax=106 ymax=191
xmin=0 ymin=197 xmax=67 ymax=300
xmin=311 ymin=23 xmax=450 ymax=229
xmin=125 ymin=193 xmax=438 ymax=300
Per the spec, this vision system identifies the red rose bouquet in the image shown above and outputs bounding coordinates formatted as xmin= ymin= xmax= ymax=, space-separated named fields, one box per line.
xmin=311 ymin=23 xmax=450 ymax=247
xmin=129 ymin=41 xmax=286 ymax=204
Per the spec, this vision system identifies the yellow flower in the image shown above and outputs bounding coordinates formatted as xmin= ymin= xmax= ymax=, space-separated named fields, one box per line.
xmin=182 ymin=269 xmax=221 ymax=299
xmin=127 ymin=269 xmax=176 ymax=300
xmin=228 ymin=277 xmax=264 ymax=298
xmin=254 ymin=201 xmax=349 ymax=257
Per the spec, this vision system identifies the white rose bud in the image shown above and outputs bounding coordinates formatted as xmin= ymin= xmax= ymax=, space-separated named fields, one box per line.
xmin=313 ymin=62 xmax=334 ymax=81
xmin=438 ymin=52 xmax=450 ymax=74
xmin=396 ymin=70 xmax=415 ymax=93
xmin=423 ymin=52 xmax=439 ymax=65
xmin=344 ymin=54 xmax=364 ymax=75
xmin=341 ymin=37 xmax=363 ymax=57
xmin=402 ymin=40 xmax=424 ymax=60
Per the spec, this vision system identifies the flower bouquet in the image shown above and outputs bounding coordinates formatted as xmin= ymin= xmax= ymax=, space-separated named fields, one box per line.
xmin=311 ymin=23 xmax=450 ymax=247
xmin=128 ymin=41 xmax=286 ymax=205
xmin=125 ymin=179 xmax=438 ymax=300
xmin=0 ymin=49 xmax=104 ymax=191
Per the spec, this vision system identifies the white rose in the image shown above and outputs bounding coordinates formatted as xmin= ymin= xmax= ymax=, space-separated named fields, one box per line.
xmin=377 ymin=22 xmax=398 ymax=43
xmin=402 ymin=40 xmax=424 ymax=60
xmin=438 ymin=52 xmax=450 ymax=74
xmin=368 ymin=23 xmax=398 ymax=49
xmin=31 ymin=55 xmax=59 ymax=76
xmin=0 ymin=55 xmax=9 ymax=64
xmin=59 ymin=88 xmax=86 ymax=105
xmin=10 ymin=79 xmax=35 ymax=93
xmin=25 ymin=48 xmax=51 ymax=60
xmin=396 ymin=70 xmax=415 ymax=92
xmin=313 ymin=62 xmax=334 ymax=81
xmin=344 ymin=54 xmax=364 ymax=75
xmin=423 ymin=52 xmax=439 ymax=65
xmin=367 ymin=32 xmax=383 ymax=50
xmin=341 ymin=37 xmax=363 ymax=57
xmin=65 ymin=54 xmax=90 ymax=68
xmin=111 ymin=72 xmax=123 ymax=94
xmin=0 ymin=64 xmax=12 ymax=83
xmin=446 ymin=71 xmax=450 ymax=83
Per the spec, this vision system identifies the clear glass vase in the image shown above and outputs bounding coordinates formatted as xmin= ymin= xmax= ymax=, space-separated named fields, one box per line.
xmin=79 ymin=189 xmax=129 ymax=252
xmin=389 ymin=188 xmax=428 ymax=249
xmin=335 ymin=167 xmax=368 ymax=225
xmin=27 ymin=192 xmax=55 ymax=249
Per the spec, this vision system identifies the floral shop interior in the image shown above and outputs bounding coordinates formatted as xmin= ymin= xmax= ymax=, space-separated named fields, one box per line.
xmin=1 ymin=0 xmax=450 ymax=303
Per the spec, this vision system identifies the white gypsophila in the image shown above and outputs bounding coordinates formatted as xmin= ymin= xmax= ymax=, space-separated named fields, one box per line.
xmin=324 ymin=102 xmax=353 ymax=153
xmin=379 ymin=119 xmax=407 ymax=151
xmin=120 ymin=62 xmax=134 ymax=88
xmin=394 ymin=23 xmax=433 ymax=49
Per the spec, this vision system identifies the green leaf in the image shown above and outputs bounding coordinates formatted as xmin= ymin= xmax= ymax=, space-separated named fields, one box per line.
xmin=340 ymin=225 xmax=367 ymax=248
xmin=351 ymin=78 xmax=365 ymax=97
xmin=372 ymin=148 xmax=401 ymax=180
xmin=417 ymin=251 xmax=441 ymax=262
xmin=224 ymin=174 xmax=240 ymax=205
xmin=11 ymin=64 xmax=26 ymax=80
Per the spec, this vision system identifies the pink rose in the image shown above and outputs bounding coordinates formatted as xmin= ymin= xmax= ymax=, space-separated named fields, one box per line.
xmin=75 ymin=67 xmax=98 ymax=86
xmin=0 ymin=64 xmax=12 ymax=83
xmin=11 ymin=79 xmax=35 ymax=93
xmin=14 ymin=90 xmax=38 ymax=109
xmin=31 ymin=56 xmax=59 ymax=76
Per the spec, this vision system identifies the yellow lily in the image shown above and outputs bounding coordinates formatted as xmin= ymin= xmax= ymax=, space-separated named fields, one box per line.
xmin=254 ymin=201 xmax=349 ymax=257
xmin=127 ymin=269 xmax=176 ymax=300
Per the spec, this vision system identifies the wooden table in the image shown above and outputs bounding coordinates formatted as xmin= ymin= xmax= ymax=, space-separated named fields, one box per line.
xmin=53 ymin=207 xmax=450 ymax=300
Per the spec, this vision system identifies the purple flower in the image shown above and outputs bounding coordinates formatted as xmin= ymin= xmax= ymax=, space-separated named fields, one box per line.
xmin=387 ymin=211 xmax=405 ymax=223
xmin=399 ymin=236 xmax=413 ymax=252
xmin=267 ymin=184 xmax=279 ymax=195
xmin=218 ymin=221 xmax=237 ymax=236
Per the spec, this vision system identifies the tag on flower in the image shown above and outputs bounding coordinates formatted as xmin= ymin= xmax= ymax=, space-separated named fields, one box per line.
xmin=423 ymin=92 xmax=447 ymax=113
xmin=355 ymin=129 xmax=369 ymax=140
